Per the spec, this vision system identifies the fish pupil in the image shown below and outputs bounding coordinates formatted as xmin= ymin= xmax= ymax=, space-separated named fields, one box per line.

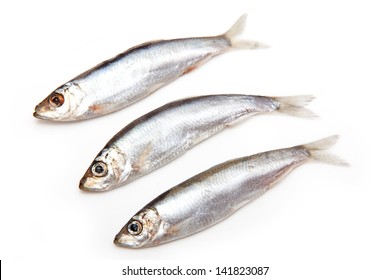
xmin=94 ymin=165 xmax=104 ymax=174
xmin=130 ymin=223 xmax=139 ymax=232
xmin=52 ymin=97 xmax=60 ymax=104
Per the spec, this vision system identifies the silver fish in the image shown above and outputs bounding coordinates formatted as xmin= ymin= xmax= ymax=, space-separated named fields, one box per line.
xmin=114 ymin=135 xmax=347 ymax=248
xmin=79 ymin=94 xmax=315 ymax=192
xmin=33 ymin=14 xmax=263 ymax=121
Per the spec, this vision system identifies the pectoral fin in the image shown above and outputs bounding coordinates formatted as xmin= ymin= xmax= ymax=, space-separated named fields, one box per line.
xmin=132 ymin=143 xmax=153 ymax=171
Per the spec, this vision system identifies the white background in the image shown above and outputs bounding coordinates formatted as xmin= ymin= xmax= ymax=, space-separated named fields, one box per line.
xmin=1 ymin=0 xmax=389 ymax=279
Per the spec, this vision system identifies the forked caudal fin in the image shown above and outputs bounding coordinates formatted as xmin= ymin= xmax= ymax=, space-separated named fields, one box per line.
xmin=223 ymin=14 xmax=268 ymax=49
xmin=303 ymin=135 xmax=349 ymax=166
xmin=274 ymin=95 xmax=317 ymax=119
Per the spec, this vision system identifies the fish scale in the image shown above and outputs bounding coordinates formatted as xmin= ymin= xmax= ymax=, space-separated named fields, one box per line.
xmin=79 ymin=94 xmax=315 ymax=192
xmin=114 ymin=136 xmax=347 ymax=248
xmin=33 ymin=14 xmax=262 ymax=121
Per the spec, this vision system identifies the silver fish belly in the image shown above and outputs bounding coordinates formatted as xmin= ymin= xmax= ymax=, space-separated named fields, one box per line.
xmin=33 ymin=14 xmax=262 ymax=121
xmin=114 ymin=135 xmax=347 ymax=248
xmin=79 ymin=94 xmax=315 ymax=191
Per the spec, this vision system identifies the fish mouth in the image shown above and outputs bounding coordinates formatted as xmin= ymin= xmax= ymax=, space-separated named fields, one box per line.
xmin=33 ymin=110 xmax=50 ymax=120
xmin=114 ymin=233 xmax=139 ymax=249
xmin=113 ymin=234 xmax=125 ymax=247
xmin=79 ymin=177 xmax=106 ymax=192
xmin=33 ymin=111 xmax=40 ymax=118
xmin=33 ymin=100 xmax=53 ymax=120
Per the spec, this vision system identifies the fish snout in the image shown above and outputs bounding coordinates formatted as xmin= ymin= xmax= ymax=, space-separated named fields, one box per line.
xmin=113 ymin=233 xmax=125 ymax=246
xmin=33 ymin=110 xmax=40 ymax=118
xmin=33 ymin=104 xmax=44 ymax=119
xmin=79 ymin=176 xmax=102 ymax=192
xmin=114 ymin=232 xmax=137 ymax=248
xmin=33 ymin=100 xmax=52 ymax=120
xmin=79 ymin=177 xmax=88 ymax=191
xmin=79 ymin=167 xmax=112 ymax=192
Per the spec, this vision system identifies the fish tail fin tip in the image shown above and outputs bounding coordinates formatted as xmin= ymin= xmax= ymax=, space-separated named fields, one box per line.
xmin=274 ymin=95 xmax=317 ymax=119
xmin=303 ymin=135 xmax=349 ymax=166
xmin=224 ymin=14 xmax=267 ymax=49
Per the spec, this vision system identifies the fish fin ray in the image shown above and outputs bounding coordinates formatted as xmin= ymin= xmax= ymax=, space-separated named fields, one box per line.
xmin=132 ymin=142 xmax=153 ymax=171
xmin=303 ymin=135 xmax=349 ymax=166
xmin=274 ymin=95 xmax=317 ymax=119
xmin=223 ymin=14 xmax=268 ymax=49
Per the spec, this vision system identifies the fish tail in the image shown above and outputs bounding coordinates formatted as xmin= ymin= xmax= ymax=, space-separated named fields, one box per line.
xmin=274 ymin=95 xmax=317 ymax=119
xmin=303 ymin=135 xmax=349 ymax=166
xmin=223 ymin=14 xmax=268 ymax=49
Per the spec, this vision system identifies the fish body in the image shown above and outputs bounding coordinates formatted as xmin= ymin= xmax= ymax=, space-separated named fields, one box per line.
xmin=33 ymin=15 xmax=262 ymax=121
xmin=114 ymin=136 xmax=347 ymax=248
xmin=79 ymin=94 xmax=315 ymax=191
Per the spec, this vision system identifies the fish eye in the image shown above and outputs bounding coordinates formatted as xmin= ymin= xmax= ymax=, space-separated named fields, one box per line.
xmin=91 ymin=162 xmax=108 ymax=177
xmin=128 ymin=220 xmax=143 ymax=235
xmin=48 ymin=93 xmax=64 ymax=107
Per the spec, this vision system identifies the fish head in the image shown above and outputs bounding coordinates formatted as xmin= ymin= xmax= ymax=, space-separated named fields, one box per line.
xmin=33 ymin=82 xmax=83 ymax=121
xmin=79 ymin=146 xmax=131 ymax=191
xmin=114 ymin=208 xmax=163 ymax=249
